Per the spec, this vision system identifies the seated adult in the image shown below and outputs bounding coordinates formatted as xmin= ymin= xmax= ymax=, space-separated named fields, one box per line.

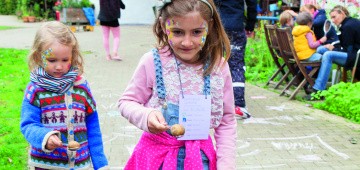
xmin=307 ymin=5 xmax=360 ymax=98
xmin=301 ymin=4 xmax=338 ymax=44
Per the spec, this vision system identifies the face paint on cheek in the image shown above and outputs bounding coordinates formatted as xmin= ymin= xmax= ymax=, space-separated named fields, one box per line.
xmin=41 ymin=48 xmax=54 ymax=68
xmin=200 ymin=22 xmax=208 ymax=49
xmin=165 ymin=19 xmax=176 ymax=46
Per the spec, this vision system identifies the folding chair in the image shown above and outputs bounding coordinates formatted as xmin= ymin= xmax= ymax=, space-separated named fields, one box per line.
xmin=334 ymin=49 xmax=360 ymax=83
xmin=264 ymin=24 xmax=287 ymax=89
xmin=351 ymin=49 xmax=360 ymax=83
xmin=275 ymin=27 xmax=300 ymax=96
xmin=276 ymin=27 xmax=321 ymax=100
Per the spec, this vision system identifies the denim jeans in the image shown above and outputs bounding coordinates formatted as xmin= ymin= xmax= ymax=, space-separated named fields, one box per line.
xmin=316 ymin=45 xmax=328 ymax=54
xmin=313 ymin=51 xmax=348 ymax=90
xmin=305 ymin=52 xmax=322 ymax=62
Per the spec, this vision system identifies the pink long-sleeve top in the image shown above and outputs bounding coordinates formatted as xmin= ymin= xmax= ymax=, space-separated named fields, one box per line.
xmin=118 ymin=47 xmax=237 ymax=169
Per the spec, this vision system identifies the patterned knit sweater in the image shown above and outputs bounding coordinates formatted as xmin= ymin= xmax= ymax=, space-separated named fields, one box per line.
xmin=20 ymin=78 xmax=108 ymax=169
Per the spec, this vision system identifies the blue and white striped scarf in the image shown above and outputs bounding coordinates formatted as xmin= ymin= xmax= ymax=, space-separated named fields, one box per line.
xmin=30 ymin=67 xmax=78 ymax=94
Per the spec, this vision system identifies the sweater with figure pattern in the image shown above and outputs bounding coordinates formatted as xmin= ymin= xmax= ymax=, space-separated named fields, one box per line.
xmin=20 ymin=77 xmax=108 ymax=170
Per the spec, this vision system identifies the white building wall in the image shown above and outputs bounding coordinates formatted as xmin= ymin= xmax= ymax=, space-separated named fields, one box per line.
xmin=90 ymin=0 xmax=158 ymax=25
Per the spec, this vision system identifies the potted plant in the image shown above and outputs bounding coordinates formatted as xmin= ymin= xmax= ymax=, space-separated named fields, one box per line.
xmin=28 ymin=9 xmax=36 ymax=22
xmin=22 ymin=11 xmax=29 ymax=22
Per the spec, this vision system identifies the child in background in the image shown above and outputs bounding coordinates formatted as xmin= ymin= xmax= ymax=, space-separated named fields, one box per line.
xmin=20 ymin=21 xmax=108 ymax=170
xmin=98 ymin=0 xmax=125 ymax=61
xmin=300 ymin=4 xmax=338 ymax=44
xmin=292 ymin=12 xmax=327 ymax=62
xmin=118 ymin=0 xmax=237 ymax=169
xmin=279 ymin=10 xmax=298 ymax=29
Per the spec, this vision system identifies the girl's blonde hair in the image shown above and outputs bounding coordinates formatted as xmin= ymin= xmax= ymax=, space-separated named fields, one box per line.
xmin=28 ymin=21 xmax=84 ymax=74
xmin=330 ymin=5 xmax=350 ymax=17
xmin=153 ymin=0 xmax=230 ymax=76
xmin=279 ymin=11 xmax=293 ymax=26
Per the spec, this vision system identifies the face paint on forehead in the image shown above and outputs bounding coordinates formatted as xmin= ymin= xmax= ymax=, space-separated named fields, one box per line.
xmin=41 ymin=48 xmax=55 ymax=68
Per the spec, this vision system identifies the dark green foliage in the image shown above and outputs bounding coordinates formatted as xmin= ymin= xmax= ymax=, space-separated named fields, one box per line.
xmin=0 ymin=0 xmax=17 ymax=15
xmin=245 ymin=25 xmax=278 ymax=83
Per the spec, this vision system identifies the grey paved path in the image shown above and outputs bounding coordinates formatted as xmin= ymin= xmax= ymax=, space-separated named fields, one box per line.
xmin=1 ymin=15 xmax=360 ymax=169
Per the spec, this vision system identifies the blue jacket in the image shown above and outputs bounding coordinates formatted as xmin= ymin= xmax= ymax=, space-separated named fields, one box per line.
xmin=214 ymin=0 xmax=257 ymax=32
xmin=312 ymin=9 xmax=338 ymax=44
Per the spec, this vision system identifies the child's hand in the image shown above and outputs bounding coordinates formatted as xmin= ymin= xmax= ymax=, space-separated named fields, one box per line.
xmin=46 ymin=134 xmax=63 ymax=150
xmin=147 ymin=110 xmax=169 ymax=134
xmin=320 ymin=36 xmax=327 ymax=44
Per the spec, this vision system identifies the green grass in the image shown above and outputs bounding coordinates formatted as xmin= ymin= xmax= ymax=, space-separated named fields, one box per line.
xmin=0 ymin=26 xmax=19 ymax=31
xmin=0 ymin=48 xmax=29 ymax=169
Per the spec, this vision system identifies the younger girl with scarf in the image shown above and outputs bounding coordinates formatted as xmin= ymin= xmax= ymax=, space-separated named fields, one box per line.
xmin=20 ymin=21 xmax=108 ymax=170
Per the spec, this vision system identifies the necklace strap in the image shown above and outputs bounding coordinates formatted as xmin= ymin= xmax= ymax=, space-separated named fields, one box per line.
xmin=153 ymin=48 xmax=211 ymax=100
xmin=174 ymin=56 xmax=211 ymax=98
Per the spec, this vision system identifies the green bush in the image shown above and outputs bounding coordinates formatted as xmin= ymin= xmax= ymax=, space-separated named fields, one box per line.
xmin=245 ymin=25 xmax=278 ymax=83
xmin=313 ymin=82 xmax=360 ymax=123
xmin=0 ymin=0 xmax=17 ymax=15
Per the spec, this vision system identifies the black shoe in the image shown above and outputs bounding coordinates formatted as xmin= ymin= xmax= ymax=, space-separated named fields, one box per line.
xmin=304 ymin=86 xmax=315 ymax=95
xmin=303 ymin=88 xmax=324 ymax=101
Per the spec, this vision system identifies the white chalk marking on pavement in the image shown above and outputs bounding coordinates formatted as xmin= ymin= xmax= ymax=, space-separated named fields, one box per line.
xmin=103 ymin=133 xmax=135 ymax=144
xmin=100 ymin=93 xmax=121 ymax=98
xmin=237 ymin=140 xmax=250 ymax=149
xmin=271 ymin=142 xmax=316 ymax=151
xmin=250 ymin=95 xmax=267 ymax=99
xmin=113 ymin=132 xmax=137 ymax=137
xmin=297 ymin=154 xmax=322 ymax=162
xmin=243 ymin=115 xmax=316 ymax=125
xmin=107 ymin=110 xmax=120 ymax=117
xmin=240 ymin=149 xmax=261 ymax=157
xmin=239 ymin=164 xmax=287 ymax=169
xmin=109 ymin=167 xmax=124 ymax=170
xmin=123 ymin=126 xmax=139 ymax=130
xmin=102 ymin=103 xmax=116 ymax=110
xmin=266 ymin=105 xmax=288 ymax=111
xmin=243 ymin=117 xmax=287 ymax=126
xmin=315 ymin=135 xmax=350 ymax=160
xmin=126 ymin=145 xmax=136 ymax=155
xmin=248 ymin=134 xmax=350 ymax=160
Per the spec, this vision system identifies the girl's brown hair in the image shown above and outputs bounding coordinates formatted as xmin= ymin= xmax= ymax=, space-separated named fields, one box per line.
xmin=153 ymin=0 xmax=230 ymax=76
xmin=330 ymin=5 xmax=350 ymax=17
xmin=300 ymin=4 xmax=319 ymax=12
xmin=28 ymin=21 xmax=84 ymax=74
